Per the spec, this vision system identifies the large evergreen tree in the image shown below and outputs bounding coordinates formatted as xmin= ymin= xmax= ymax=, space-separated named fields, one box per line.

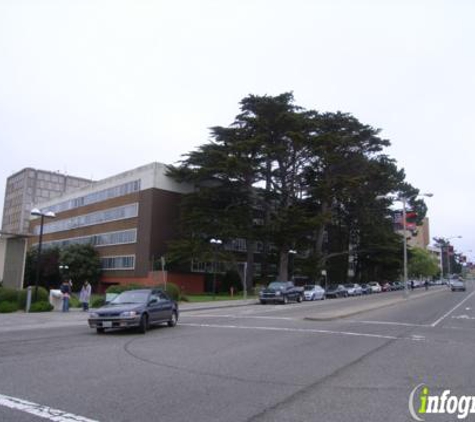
xmin=167 ymin=93 xmax=427 ymax=287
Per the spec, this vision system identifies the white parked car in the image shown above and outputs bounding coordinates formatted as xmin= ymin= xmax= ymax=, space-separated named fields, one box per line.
xmin=344 ymin=283 xmax=363 ymax=296
xmin=368 ymin=282 xmax=382 ymax=293
xmin=303 ymin=285 xmax=326 ymax=301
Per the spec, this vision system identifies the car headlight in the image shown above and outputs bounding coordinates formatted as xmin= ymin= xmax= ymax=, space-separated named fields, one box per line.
xmin=120 ymin=311 xmax=138 ymax=317
xmin=275 ymin=291 xmax=282 ymax=296
xmin=89 ymin=312 xmax=99 ymax=318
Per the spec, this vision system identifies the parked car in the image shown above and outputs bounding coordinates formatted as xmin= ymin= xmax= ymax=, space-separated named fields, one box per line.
xmin=391 ymin=281 xmax=404 ymax=291
xmin=450 ymin=279 xmax=466 ymax=292
xmin=325 ymin=284 xmax=349 ymax=299
xmin=344 ymin=283 xmax=362 ymax=296
xmin=381 ymin=282 xmax=392 ymax=292
xmin=368 ymin=282 xmax=382 ymax=293
xmin=303 ymin=284 xmax=326 ymax=301
xmin=259 ymin=281 xmax=304 ymax=304
xmin=88 ymin=288 xmax=179 ymax=334
xmin=360 ymin=284 xmax=372 ymax=295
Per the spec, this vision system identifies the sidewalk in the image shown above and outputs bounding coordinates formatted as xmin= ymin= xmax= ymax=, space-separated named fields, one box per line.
xmin=304 ymin=287 xmax=448 ymax=321
xmin=0 ymin=298 xmax=259 ymax=333
xmin=0 ymin=289 xmax=449 ymax=333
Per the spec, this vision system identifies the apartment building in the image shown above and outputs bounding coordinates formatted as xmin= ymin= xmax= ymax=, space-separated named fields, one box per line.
xmin=28 ymin=162 xmax=204 ymax=291
xmin=2 ymin=168 xmax=92 ymax=234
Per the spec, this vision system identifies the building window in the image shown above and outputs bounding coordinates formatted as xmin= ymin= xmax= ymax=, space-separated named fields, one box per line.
xmin=101 ymin=255 xmax=135 ymax=270
xmin=43 ymin=180 xmax=141 ymax=214
xmin=39 ymin=229 xmax=138 ymax=249
xmin=35 ymin=203 xmax=139 ymax=235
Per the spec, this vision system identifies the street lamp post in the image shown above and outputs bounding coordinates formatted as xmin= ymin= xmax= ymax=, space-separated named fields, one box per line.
xmin=401 ymin=193 xmax=433 ymax=298
xmin=442 ymin=236 xmax=462 ymax=279
xmin=210 ymin=238 xmax=222 ymax=299
xmin=31 ymin=208 xmax=56 ymax=301
xmin=377 ymin=193 xmax=433 ymax=298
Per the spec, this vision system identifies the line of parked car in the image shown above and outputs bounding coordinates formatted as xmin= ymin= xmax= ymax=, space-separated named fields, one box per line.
xmin=259 ymin=280 xmax=420 ymax=304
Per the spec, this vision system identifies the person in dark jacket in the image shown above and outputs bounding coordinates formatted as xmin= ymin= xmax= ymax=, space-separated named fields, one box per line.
xmin=60 ymin=280 xmax=72 ymax=312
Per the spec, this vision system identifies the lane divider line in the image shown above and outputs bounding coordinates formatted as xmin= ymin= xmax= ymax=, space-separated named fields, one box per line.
xmin=0 ymin=393 xmax=100 ymax=422
xmin=431 ymin=290 xmax=475 ymax=327
xmin=180 ymin=322 xmax=405 ymax=341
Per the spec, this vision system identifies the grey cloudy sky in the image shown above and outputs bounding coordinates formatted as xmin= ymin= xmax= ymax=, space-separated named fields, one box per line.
xmin=1 ymin=0 xmax=474 ymax=258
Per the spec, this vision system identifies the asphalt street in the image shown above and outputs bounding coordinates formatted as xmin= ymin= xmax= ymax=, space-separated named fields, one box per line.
xmin=0 ymin=284 xmax=474 ymax=422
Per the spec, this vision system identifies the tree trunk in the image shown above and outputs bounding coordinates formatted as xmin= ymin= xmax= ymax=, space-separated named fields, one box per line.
xmin=278 ymin=248 xmax=289 ymax=281
xmin=245 ymin=239 xmax=255 ymax=292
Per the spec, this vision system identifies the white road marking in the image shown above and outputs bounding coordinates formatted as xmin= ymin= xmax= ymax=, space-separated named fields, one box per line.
xmin=431 ymin=290 xmax=475 ymax=327
xmin=346 ymin=319 xmax=429 ymax=328
xmin=181 ymin=314 xmax=295 ymax=321
xmin=0 ymin=393 xmax=99 ymax=422
xmin=410 ymin=335 xmax=426 ymax=341
xmin=180 ymin=322 xmax=416 ymax=341
xmin=452 ymin=315 xmax=475 ymax=320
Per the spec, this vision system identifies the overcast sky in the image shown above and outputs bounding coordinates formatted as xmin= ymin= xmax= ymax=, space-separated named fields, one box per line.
xmin=1 ymin=0 xmax=473 ymax=259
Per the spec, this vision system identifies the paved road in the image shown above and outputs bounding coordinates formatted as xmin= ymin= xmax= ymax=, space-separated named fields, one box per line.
xmin=0 ymin=284 xmax=474 ymax=422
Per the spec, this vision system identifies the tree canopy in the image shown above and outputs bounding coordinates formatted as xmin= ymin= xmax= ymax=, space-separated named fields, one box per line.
xmin=166 ymin=93 xmax=427 ymax=287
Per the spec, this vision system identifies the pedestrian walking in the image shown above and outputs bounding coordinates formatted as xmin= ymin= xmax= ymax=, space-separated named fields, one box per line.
xmin=60 ymin=279 xmax=72 ymax=312
xmin=79 ymin=281 xmax=92 ymax=311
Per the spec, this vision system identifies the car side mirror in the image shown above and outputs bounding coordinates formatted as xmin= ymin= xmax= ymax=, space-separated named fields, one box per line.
xmin=148 ymin=298 xmax=158 ymax=305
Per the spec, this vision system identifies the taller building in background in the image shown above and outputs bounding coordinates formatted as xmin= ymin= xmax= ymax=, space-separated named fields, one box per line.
xmin=2 ymin=168 xmax=92 ymax=234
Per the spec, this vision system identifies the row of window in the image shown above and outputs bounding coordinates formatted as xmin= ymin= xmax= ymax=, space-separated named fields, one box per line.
xmin=39 ymin=229 xmax=137 ymax=249
xmin=35 ymin=203 xmax=139 ymax=235
xmin=101 ymin=255 xmax=135 ymax=270
xmin=191 ymin=260 xmax=271 ymax=276
xmin=44 ymin=180 xmax=140 ymax=213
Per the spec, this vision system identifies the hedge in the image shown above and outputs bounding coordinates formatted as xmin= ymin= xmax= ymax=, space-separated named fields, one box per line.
xmin=0 ymin=301 xmax=19 ymax=313
xmin=105 ymin=282 xmax=182 ymax=301
xmin=18 ymin=287 xmax=49 ymax=308
xmin=29 ymin=301 xmax=54 ymax=312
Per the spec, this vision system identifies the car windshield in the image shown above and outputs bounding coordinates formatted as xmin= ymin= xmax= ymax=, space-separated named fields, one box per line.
xmin=110 ymin=291 xmax=149 ymax=305
xmin=268 ymin=282 xmax=286 ymax=289
xmin=344 ymin=284 xmax=354 ymax=288
xmin=304 ymin=285 xmax=316 ymax=291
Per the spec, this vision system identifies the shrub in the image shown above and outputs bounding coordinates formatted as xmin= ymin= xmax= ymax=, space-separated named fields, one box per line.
xmin=29 ymin=301 xmax=53 ymax=312
xmin=155 ymin=282 xmax=181 ymax=301
xmin=91 ymin=297 xmax=105 ymax=308
xmin=105 ymin=284 xmax=145 ymax=294
xmin=69 ymin=295 xmax=81 ymax=308
xmin=18 ymin=287 xmax=49 ymax=308
xmin=0 ymin=287 xmax=19 ymax=303
xmin=0 ymin=301 xmax=19 ymax=313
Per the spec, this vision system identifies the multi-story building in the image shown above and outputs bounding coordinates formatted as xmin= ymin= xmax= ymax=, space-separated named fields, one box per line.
xmin=28 ymin=162 xmax=204 ymax=292
xmin=408 ymin=217 xmax=431 ymax=249
xmin=2 ymin=168 xmax=92 ymax=234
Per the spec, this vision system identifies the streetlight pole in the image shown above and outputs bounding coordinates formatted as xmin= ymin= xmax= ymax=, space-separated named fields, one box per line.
xmin=210 ymin=238 xmax=222 ymax=300
xmin=442 ymin=236 xmax=462 ymax=279
xmin=402 ymin=196 xmax=409 ymax=298
xmin=31 ymin=208 xmax=56 ymax=301
xmin=397 ymin=193 xmax=433 ymax=298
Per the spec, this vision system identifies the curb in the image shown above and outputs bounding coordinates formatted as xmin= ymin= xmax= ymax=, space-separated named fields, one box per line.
xmin=304 ymin=288 xmax=448 ymax=321
xmin=179 ymin=300 xmax=258 ymax=313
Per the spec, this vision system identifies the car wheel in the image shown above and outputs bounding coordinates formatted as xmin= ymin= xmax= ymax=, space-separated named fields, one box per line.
xmin=168 ymin=311 xmax=178 ymax=327
xmin=282 ymin=295 xmax=288 ymax=305
xmin=260 ymin=299 xmax=266 ymax=304
xmin=138 ymin=314 xmax=148 ymax=334
xmin=297 ymin=294 xmax=303 ymax=303
xmin=96 ymin=328 xmax=105 ymax=334
xmin=321 ymin=295 xmax=325 ymax=300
